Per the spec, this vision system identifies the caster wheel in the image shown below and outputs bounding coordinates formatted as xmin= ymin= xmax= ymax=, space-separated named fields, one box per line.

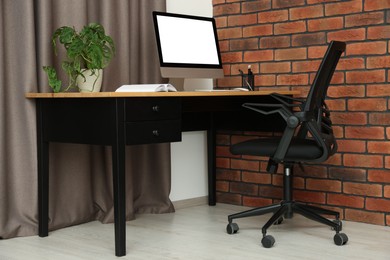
xmin=261 ymin=235 xmax=275 ymax=248
xmin=334 ymin=233 xmax=348 ymax=246
xmin=331 ymin=219 xmax=342 ymax=231
xmin=274 ymin=217 xmax=283 ymax=225
xmin=226 ymin=223 xmax=239 ymax=234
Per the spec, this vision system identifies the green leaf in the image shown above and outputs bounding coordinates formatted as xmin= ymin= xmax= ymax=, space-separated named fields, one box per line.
xmin=43 ymin=66 xmax=62 ymax=93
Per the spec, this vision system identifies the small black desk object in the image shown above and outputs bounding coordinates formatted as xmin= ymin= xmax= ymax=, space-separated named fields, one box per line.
xmin=26 ymin=90 xmax=297 ymax=256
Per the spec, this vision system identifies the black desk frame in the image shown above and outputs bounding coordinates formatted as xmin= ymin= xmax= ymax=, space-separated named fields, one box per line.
xmin=30 ymin=91 xmax=292 ymax=256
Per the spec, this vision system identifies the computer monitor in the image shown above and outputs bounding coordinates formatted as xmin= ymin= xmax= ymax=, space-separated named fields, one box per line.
xmin=152 ymin=11 xmax=224 ymax=81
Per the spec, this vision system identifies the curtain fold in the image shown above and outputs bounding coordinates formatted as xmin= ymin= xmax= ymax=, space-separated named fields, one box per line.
xmin=0 ymin=0 xmax=172 ymax=239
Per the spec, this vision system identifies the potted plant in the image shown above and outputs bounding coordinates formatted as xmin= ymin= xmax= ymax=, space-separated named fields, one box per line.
xmin=43 ymin=23 xmax=115 ymax=92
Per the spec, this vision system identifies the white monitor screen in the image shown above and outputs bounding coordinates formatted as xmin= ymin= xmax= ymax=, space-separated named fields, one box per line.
xmin=153 ymin=12 xmax=223 ymax=78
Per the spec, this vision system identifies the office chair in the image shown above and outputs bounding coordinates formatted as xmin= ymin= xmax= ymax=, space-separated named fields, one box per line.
xmin=226 ymin=41 xmax=347 ymax=248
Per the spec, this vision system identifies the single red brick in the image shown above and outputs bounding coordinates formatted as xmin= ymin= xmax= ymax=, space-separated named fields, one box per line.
xmin=325 ymin=99 xmax=346 ymax=111
xmin=260 ymin=36 xmax=290 ymax=48
xmin=368 ymin=141 xmax=390 ymax=154
xmin=231 ymin=158 xmax=260 ymax=171
xmin=328 ymin=85 xmax=365 ymax=98
xmin=243 ymin=50 xmax=273 ymax=62
xmin=216 ymin=181 xmax=229 ymax=192
xmin=367 ymin=84 xmax=390 ymax=97
xmin=328 ymin=28 xmax=366 ymax=42
xmin=260 ymin=62 xmax=291 ymax=73
xmin=308 ymin=17 xmax=344 ymax=32
xmin=325 ymin=0 xmax=362 ymax=16
xmin=366 ymin=197 xmax=390 ymax=212
xmin=364 ymin=0 xmax=390 ymax=11
xmin=308 ymin=46 xmax=328 ymax=58
xmin=254 ymin=75 xmax=276 ymax=86
xmin=243 ymin=196 xmax=272 ymax=207
xmin=242 ymin=0 xmax=271 ymax=13
xmin=217 ymin=27 xmax=242 ymax=40
xmin=214 ymin=3 xmax=241 ymax=16
xmin=367 ymin=56 xmax=390 ymax=69
xmin=293 ymin=60 xmax=322 ymax=73
xmin=219 ymin=40 xmax=229 ymax=52
xmin=217 ymin=169 xmax=241 ymax=181
xmin=306 ymin=179 xmax=342 ymax=192
xmin=336 ymin=58 xmax=365 ymax=70
xmin=290 ymin=5 xmax=324 ymax=20
xmin=228 ymin=13 xmax=257 ymax=27
xmin=258 ymin=9 xmax=288 ymax=23
xmin=368 ymin=169 xmax=390 ymax=183
xmin=369 ymin=113 xmax=390 ymax=125
xmin=368 ymin=25 xmax=390 ymax=39
xmin=275 ymin=20 xmax=306 ymax=35
xmin=215 ymin=16 xmax=228 ymax=28
xmin=385 ymin=186 xmax=390 ymax=198
xmin=345 ymin=126 xmax=384 ymax=139
xmin=275 ymin=47 xmax=307 ymax=60
xmin=230 ymin=38 xmax=259 ymax=51
xmin=292 ymin=32 xmax=326 ymax=46
xmin=230 ymin=182 xmax=259 ymax=195
xmin=217 ymin=76 xmax=241 ymax=88
xmin=331 ymin=112 xmax=367 ymax=125
xmin=242 ymin=171 xmax=271 ymax=184
xmin=347 ymin=41 xmax=387 ymax=55
xmin=336 ymin=140 xmax=366 ymax=153
xmin=329 ymin=167 xmax=367 ymax=182
xmin=277 ymin=74 xmax=309 ymax=85
xmin=343 ymin=182 xmax=382 ymax=197
xmin=273 ymin=0 xmax=305 ymax=9
xmin=348 ymin=98 xmax=387 ymax=111
xmin=328 ymin=193 xmax=364 ymax=208
xmin=345 ymin=208 xmax=384 ymax=225
xmin=293 ymin=165 xmax=326 ymax=178
xmin=217 ymin=157 xmax=230 ymax=168
xmin=243 ymin=24 xmax=273 ymax=37
xmin=343 ymin=154 xmax=383 ymax=168
xmin=346 ymin=70 xmax=386 ymax=84
xmin=345 ymin=12 xmax=384 ymax=27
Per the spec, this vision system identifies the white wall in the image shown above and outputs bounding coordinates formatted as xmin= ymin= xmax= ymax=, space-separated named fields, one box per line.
xmin=167 ymin=0 xmax=212 ymax=202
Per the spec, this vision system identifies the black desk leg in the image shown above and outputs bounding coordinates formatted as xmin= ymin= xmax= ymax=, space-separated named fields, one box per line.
xmin=37 ymin=100 xmax=49 ymax=237
xmin=207 ymin=115 xmax=216 ymax=206
xmin=112 ymin=99 xmax=126 ymax=256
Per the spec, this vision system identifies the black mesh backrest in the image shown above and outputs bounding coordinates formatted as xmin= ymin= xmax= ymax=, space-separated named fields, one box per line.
xmin=303 ymin=41 xmax=346 ymax=113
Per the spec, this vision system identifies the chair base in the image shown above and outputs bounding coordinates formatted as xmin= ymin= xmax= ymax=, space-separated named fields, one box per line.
xmin=226 ymin=165 xmax=348 ymax=247
xmin=227 ymin=200 xmax=348 ymax=247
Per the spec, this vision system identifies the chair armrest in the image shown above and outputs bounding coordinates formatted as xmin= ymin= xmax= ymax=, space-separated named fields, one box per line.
xmin=270 ymin=93 xmax=305 ymax=108
xmin=243 ymin=103 xmax=294 ymax=122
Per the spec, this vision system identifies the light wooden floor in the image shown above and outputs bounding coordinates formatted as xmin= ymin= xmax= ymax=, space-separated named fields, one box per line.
xmin=1 ymin=203 xmax=389 ymax=260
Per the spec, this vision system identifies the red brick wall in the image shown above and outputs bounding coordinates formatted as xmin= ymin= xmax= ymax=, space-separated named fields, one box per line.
xmin=213 ymin=0 xmax=390 ymax=226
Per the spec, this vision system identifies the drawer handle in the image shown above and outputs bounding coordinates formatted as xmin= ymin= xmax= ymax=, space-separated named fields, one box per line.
xmin=152 ymin=105 xmax=160 ymax=112
xmin=152 ymin=130 xmax=159 ymax=136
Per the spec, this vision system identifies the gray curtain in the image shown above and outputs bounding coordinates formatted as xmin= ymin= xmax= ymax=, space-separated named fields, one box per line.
xmin=0 ymin=0 xmax=173 ymax=239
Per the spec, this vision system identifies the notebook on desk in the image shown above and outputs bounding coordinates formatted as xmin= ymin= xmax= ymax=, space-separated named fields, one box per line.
xmin=115 ymin=84 xmax=177 ymax=92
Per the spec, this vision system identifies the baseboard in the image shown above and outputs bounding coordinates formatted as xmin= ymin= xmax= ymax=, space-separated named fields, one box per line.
xmin=172 ymin=196 xmax=208 ymax=209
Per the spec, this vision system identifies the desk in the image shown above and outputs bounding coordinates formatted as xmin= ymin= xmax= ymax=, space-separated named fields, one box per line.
xmin=26 ymin=90 xmax=297 ymax=256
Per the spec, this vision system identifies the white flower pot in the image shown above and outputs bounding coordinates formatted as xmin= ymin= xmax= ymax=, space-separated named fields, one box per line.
xmin=77 ymin=69 xmax=103 ymax=92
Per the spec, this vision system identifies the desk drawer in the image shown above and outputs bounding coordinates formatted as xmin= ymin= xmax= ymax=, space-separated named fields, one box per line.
xmin=126 ymin=120 xmax=181 ymax=145
xmin=125 ymin=98 xmax=181 ymax=121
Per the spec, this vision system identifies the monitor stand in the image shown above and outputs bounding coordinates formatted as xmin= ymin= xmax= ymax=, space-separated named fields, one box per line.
xmin=169 ymin=78 xmax=214 ymax=91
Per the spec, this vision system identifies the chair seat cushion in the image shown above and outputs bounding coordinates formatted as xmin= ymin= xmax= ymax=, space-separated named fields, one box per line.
xmin=231 ymin=138 xmax=323 ymax=161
